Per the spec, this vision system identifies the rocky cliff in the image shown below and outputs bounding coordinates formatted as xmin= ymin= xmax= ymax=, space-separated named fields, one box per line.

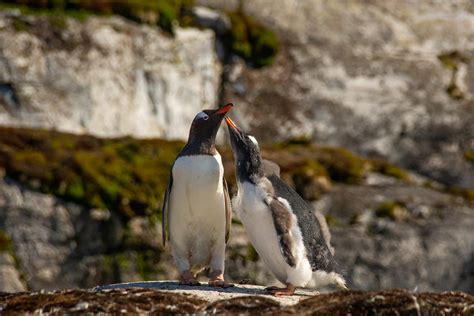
xmin=1 ymin=1 xmax=473 ymax=187
xmin=0 ymin=128 xmax=472 ymax=293
xmin=0 ymin=10 xmax=220 ymax=139
xmin=203 ymin=0 xmax=474 ymax=187
xmin=0 ymin=0 xmax=473 ymax=300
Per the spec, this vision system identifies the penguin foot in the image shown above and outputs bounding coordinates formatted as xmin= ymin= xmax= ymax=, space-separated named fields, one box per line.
xmin=208 ymin=279 xmax=234 ymax=288
xmin=179 ymin=270 xmax=200 ymax=286
xmin=208 ymin=271 xmax=234 ymax=288
xmin=265 ymin=283 xmax=296 ymax=296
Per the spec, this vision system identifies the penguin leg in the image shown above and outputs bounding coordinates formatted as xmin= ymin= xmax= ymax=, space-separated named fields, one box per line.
xmin=208 ymin=270 xmax=233 ymax=288
xmin=265 ymin=283 xmax=296 ymax=296
xmin=180 ymin=270 xmax=200 ymax=286
xmin=208 ymin=244 xmax=233 ymax=288
xmin=172 ymin=248 xmax=200 ymax=286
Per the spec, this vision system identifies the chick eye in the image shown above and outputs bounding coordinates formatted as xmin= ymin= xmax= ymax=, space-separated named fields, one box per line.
xmin=203 ymin=116 xmax=209 ymax=120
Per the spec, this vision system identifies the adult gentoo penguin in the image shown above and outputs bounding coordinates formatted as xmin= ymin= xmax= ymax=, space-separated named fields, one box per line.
xmin=225 ymin=117 xmax=347 ymax=296
xmin=162 ymin=104 xmax=233 ymax=287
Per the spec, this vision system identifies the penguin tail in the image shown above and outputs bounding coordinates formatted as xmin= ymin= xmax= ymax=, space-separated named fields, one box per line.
xmin=334 ymin=275 xmax=349 ymax=291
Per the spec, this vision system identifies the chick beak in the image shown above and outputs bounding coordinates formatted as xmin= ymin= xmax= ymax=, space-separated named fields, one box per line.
xmin=225 ymin=116 xmax=240 ymax=131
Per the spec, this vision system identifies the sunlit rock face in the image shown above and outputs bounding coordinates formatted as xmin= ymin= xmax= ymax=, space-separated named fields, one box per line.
xmin=205 ymin=0 xmax=474 ymax=187
xmin=0 ymin=14 xmax=221 ymax=140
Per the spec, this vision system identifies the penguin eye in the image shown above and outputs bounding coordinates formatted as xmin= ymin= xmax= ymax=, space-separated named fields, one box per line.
xmin=196 ymin=111 xmax=209 ymax=121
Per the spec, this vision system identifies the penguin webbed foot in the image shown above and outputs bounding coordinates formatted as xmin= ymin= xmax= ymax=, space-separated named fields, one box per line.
xmin=265 ymin=283 xmax=296 ymax=296
xmin=208 ymin=270 xmax=234 ymax=288
xmin=179 ymin=270 xmax=201 ymax=286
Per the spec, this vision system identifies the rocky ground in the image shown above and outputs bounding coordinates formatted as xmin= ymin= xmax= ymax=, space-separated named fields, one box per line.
xmin=0 ymin=284 xmax=472 ymax=315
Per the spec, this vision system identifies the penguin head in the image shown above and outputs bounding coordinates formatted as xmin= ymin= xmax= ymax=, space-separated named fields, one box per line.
xmin=186 ymin=103 xmax=233 ymax=148
xmin=225 ymin=117 xmax=263 ymax=182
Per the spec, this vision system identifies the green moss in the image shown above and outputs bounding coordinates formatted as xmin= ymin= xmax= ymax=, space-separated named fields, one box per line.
xmin=370 ymin=159 xmax=410 ymax=181
xmin=2 ymin=0 xmax=194 ymax=33
xmin=446 ymin=83 xmax=464 ymax=100
xmin=295 ymin=160 xmax=328 ymax=178
xmin=438 ymin=51 xmax=467 ymax=100
xmin=446 ymin=186 xmax=474 ymax=202
xmin=464 ymin=151 xmax=474 ymax=164
xmin=291 ymin=159 xmax=330 ymax=200
xmin=438 ymin=52 xmax=461 ymax=70
xmin=136 ymin=250 xmax=157 ymax=281
xmin=0 ymin=127 xmax=184 ymax=220
xmin=317 ymin=147 xmax=368 ymax=184
xmin=0 ymin=230 xmax=13 ymax=252
xmin=375 ymin=201 xmax=407 ymax=221
xmin=12 ymin=18 xmax=30 ymax=32
xmin=0 ymin=2 xmax=93 ymax=22
xmin=225 ymin=11 xmax=279 ymax=68
xmin=324 ymin=214 xmax=339 ymax=227
xmin=246 ymin=245 xmax=259 ymax=262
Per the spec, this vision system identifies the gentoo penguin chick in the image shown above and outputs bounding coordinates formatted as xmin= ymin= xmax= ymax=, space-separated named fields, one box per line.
xmin=162 ymin=104 xmax=233 ymax=287
xmin=225 ymin=117 xmax=347 ymax=296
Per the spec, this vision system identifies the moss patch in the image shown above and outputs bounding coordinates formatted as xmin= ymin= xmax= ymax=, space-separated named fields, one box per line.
xmin=224 ymin=11 xmax=279 ymax=68
xmin=375 ymin=201 xmax=407 ymax=221
xmin=0 ymin=127 xmax=184 ymax=220
xmin=464 ymin=151 xmax=474 ymax=164
xmin=446 ymin=186 xmax=474 ymax=202
xmin=1 ymin=0 xmax=194 ymax=33
xmin=370 ymin=159 xmax=410 ymax=181
xmin=246 ymin=245 xmax=259 ymax=262
xmin=438 ymin=51 xmax=467 ymax=100
xmin=0 ymin=230 xmax=13 ymax=252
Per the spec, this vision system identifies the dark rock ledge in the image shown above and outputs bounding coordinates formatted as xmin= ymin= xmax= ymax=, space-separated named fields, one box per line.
xmin=0 ymin=282 xmax=472 ymax=315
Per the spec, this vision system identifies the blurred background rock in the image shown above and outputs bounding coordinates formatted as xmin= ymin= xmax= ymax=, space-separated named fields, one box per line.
xmin=0 ymin=0 xmax=472 ymax=293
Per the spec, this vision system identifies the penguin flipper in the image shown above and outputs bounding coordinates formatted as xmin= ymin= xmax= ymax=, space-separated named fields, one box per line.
xmin=223 ymin=178 xmax=232 ymax=243
xmin=162 ymin=172 xmax=173 ymax=247
xmin=268 ymin=198 xmax=297 ymax=268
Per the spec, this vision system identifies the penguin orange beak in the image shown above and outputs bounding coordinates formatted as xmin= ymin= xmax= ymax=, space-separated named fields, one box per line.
xmin=225 ymin=117 xmax=240 ymax=131
xmin=215 ymin=103 xmax=233 ymax=115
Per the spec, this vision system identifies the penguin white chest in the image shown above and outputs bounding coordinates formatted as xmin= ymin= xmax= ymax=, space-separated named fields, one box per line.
xmin=168 ymin=154 xmax=226 ymax=270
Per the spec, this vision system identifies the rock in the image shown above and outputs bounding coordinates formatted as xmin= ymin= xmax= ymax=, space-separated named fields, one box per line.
xmin=1 ymin=168 xmax=473 ymax=293
xmin=0 ymin=13 xmax=221 ymax=140
xmin=0 ymin=286 xmax=472 ymax=314
xmin=213 ymin=0 xmax=474 ymax=187
xmin=315 ymin=184 xmax=474 ymax=292
xmin=192 ymin=6 xmax=231 ymax=35
xmin=0 ymin=253 xmax=26 ymax=292
xmin=0 ymin=177 xmax=176 ymax=291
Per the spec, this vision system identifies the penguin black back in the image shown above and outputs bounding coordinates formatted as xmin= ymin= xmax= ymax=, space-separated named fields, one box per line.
xmin=267 ymin=174 xmax=337 ymax=272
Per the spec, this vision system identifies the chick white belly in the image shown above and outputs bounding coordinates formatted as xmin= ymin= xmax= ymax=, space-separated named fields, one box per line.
xmin=236 ymin=186 xmax=288 ymax=284
xmin=240 ymin=205 xmax=289 ymax=283
xmin=169 ymin=155 xmax=226 ymax=270
xmin=235 ymin=181 xmax=314 ymax=287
